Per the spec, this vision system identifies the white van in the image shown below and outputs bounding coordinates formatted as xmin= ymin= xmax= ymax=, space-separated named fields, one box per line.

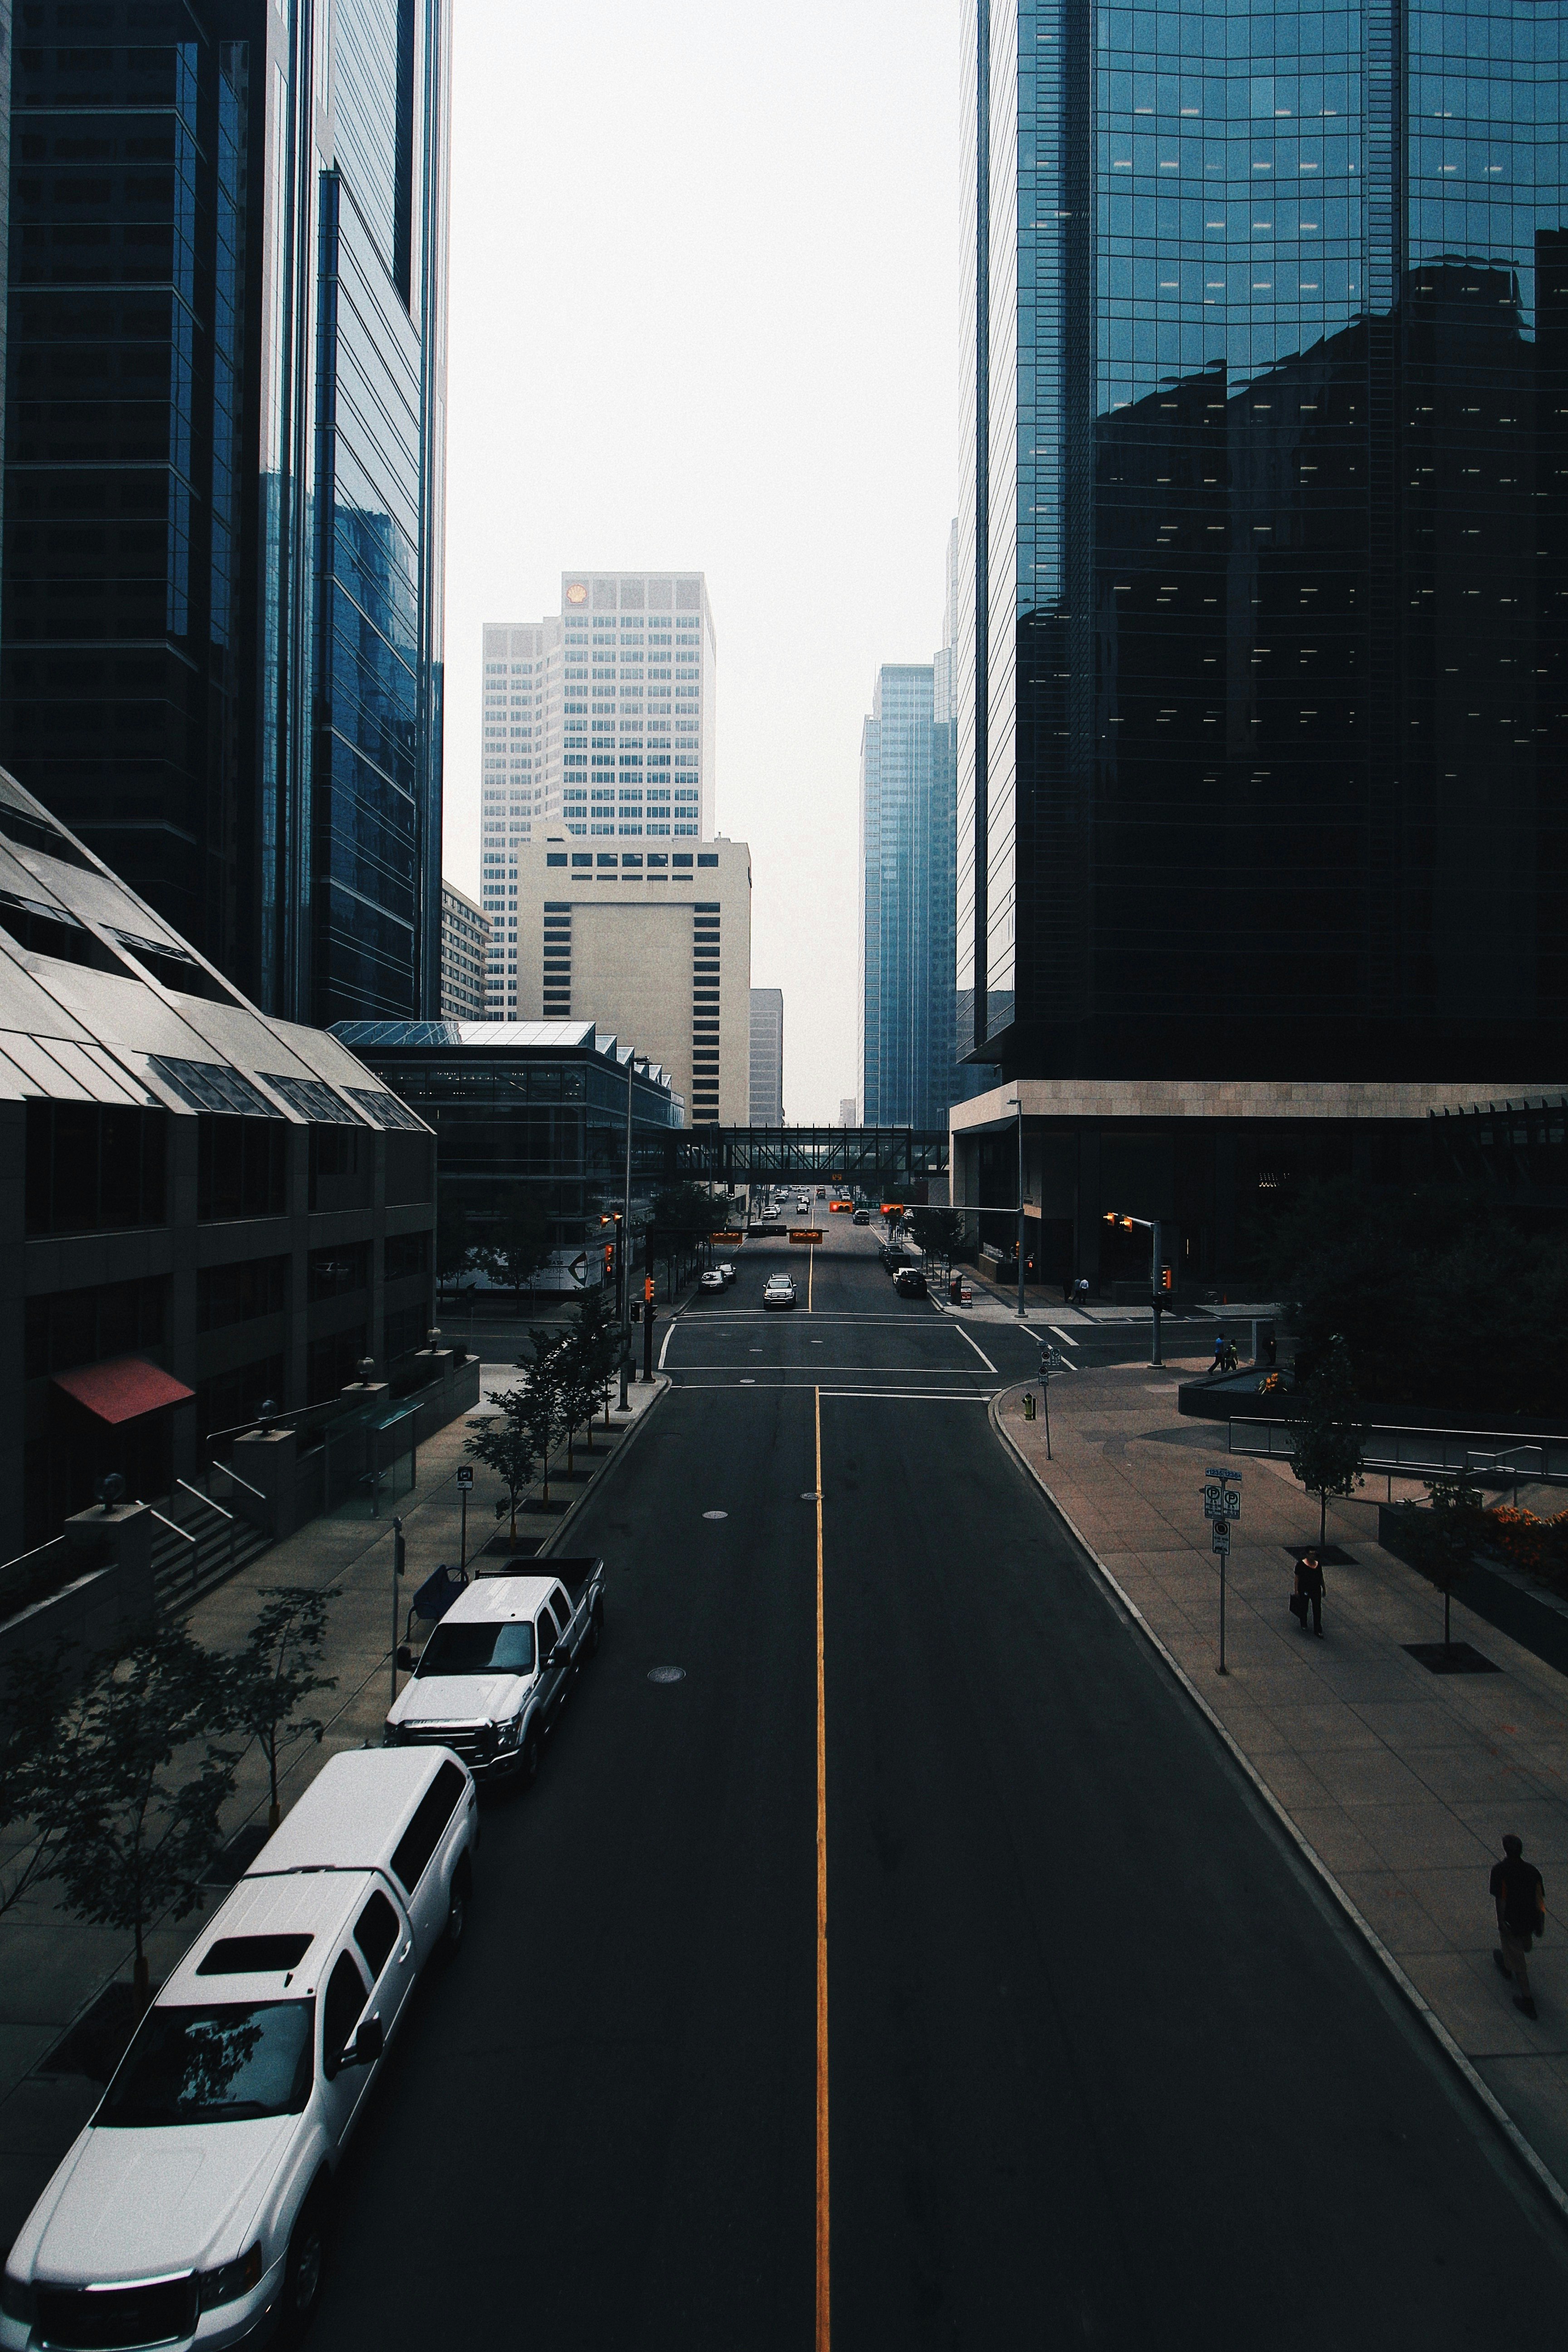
xmin=0 ymin=1749 xmax=476 ymax=2352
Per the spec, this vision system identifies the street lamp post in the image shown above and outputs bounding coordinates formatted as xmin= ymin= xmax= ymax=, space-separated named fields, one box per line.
xmin=1007 ymin=1096 xmax=1026 ymax=1318
xmin=620 ymin=1056 xmax=633 ymax=1407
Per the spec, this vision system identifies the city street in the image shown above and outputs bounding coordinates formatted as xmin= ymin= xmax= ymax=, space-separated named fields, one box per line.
xmin=309 ymin=1218 xmax=1568 ymax=2348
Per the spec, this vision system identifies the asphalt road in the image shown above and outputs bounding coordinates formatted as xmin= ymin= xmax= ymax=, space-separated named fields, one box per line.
xmin=311 ymin=1221 xmax=1567 ymax=2348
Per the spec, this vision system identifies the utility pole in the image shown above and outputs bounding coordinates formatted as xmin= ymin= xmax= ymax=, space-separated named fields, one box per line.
xmin=1009 ymin=1095 xmax=1027 ymax=1318
xmin=389 ymin=1515 xmax=406 ymax=1705
xmin=620 ymin=1054 xmax=633 ymax=1409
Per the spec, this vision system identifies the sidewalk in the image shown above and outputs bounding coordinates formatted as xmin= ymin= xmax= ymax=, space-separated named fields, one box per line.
xmin=0 ymin=1367 xmax=667 ymax=2254
xmin=995 ymin=1354 xmax=1568 ymax=2203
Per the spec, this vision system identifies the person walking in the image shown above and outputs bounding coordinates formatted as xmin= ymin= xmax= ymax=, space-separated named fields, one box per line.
xmin=1208 ymin=1333 xmax=1228 ymax=1375
xmin=1296 ymin=1548 xmax=1325 ymax=1637
xmin=1491 ymin=1833 xmax=1546 ymax=2019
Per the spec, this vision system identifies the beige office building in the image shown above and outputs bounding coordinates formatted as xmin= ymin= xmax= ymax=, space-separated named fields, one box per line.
xmin=440 ymin=882 xmax=490 ymax=1021
xmin=509 ymin=836 xmax=751 ymax=1126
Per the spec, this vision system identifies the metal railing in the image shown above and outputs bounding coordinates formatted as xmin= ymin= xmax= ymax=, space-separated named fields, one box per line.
xmin=1230 ymin=1417 xmax=1568 ymax=1499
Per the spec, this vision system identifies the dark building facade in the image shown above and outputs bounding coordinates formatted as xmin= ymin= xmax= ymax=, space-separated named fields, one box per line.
xmin=0 ymin=0 xmax=449 ymax=1032
xmin=959 ymin=0 xmax=1566 ymax=1084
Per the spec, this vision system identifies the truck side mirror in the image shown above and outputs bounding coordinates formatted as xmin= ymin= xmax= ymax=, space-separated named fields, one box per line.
xmin=348 ymin=2016 xmax=384 ymax=2067
xmin=395 ymin=1644 xmax=413 ymax=1671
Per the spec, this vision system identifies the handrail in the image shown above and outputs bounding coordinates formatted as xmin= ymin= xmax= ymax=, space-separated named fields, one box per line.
xmin=148 ymin=1509 xmax=196 ymax=1544
xmin=214 ymin=1465 xmax=266 ymax=1504
xmin=176 ymin=1479 xmax=235 ymax=1525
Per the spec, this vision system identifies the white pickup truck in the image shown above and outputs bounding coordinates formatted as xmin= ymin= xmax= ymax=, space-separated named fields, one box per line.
xmin=384 ymin=1558 xmax=605 ymax=1786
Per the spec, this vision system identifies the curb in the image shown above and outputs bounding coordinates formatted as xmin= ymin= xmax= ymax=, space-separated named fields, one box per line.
xmin=987 ymin=1379 xmax=1568 ymax=2231
xmin=537 ymin=1375 xmax=671 ymax=1557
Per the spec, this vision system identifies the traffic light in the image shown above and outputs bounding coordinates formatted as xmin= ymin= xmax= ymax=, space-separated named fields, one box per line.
xmin=603 ymin=1242 xmax=614 ymax=1275
xmin=644 ymin=1275 xmax=655 ymax=1303
xmin=1158 ymin=1264 xmax=1173 ymax=1294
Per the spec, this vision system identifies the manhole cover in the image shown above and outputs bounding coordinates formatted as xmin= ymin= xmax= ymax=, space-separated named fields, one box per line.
xmin=647 ymin=1666 xmax=686 ymax=1684
xmin=703 ymin=1509 xmax=728 ymax=1520
xmin=801 ymin=1491 xmax=820 ymax=1501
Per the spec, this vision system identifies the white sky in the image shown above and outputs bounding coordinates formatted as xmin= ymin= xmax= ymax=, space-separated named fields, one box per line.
xmin=441 ymin=1 xmax=959 ymax=1123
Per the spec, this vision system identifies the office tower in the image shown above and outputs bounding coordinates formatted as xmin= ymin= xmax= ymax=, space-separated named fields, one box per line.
xmin=958 ymin=0 xmax=1565 ymax=1084
xmin=440 ymin=882 xmax=490 ymax=1021
xmin=750 ymin=989 xmax=784 ymax=1123
xmin=481 ymin=574 xmax=716 ymax=1014
xmin=0 ymin=1 xmax=451 ymax=1029
xmin=503 ymin=836 xmax=751 ymax=1125
xmin=839 ymin=1098 xmax=857 ymax=1127
xmin=950 ymin=0 xmax=1563 ymax=1292
xmin=860 ymin=664 xmax=935 ymax=1127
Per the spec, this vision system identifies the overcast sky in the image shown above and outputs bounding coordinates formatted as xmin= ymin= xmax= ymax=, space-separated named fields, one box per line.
xmin=441 ymin=1 xmax=958 ymax=1123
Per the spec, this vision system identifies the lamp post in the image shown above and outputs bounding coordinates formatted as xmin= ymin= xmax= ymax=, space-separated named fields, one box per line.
xmin=1102 ymin=1210 xmax=1167 ymax=1366
xmin=1007 ymin=1096 xmax=1026 ymax=1318
xmin=620 ymin=1054 xmax=633 ymax=1406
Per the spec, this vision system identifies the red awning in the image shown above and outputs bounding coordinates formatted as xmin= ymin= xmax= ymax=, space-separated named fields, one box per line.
xmin=52 ymin=1357 xmax=195 ymax=1426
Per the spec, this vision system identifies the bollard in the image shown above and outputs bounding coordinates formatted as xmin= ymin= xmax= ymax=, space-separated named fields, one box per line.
xmin=1023 ymin=1392 xmax=1037 ymax=1422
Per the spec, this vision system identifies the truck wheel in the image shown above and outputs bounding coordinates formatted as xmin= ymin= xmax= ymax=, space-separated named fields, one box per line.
xmin=444 ymin=1860 xmax=471 ymax=1958
xmin=519 ymin=1721 xmax=541 ymax=1786
xmin=585 ymin=1604 xmax=603 ymax=1659
xmin=283 ymin=2178 xmax=331 ymax=2330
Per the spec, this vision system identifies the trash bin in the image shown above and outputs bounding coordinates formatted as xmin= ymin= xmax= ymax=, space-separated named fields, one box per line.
xmin=950 ymin=1274 xmax=962 ymax=1304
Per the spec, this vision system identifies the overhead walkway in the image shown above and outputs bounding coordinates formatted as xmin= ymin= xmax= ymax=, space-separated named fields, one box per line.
xmin=666 ymin=1125 xmax=947 ymax=1191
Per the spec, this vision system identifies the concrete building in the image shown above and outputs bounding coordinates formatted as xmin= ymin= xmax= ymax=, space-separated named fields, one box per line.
xmin=0 ymin=769 xmax=437 ymax=1561
xmin=750 ymin=990 xmax=784 ymax=1124
xmin=503 ymin=836 xmax=750 ymax=1127
xmin=0 ymin=0 xmax=451 ymax=1030
xmin=481 ymin=573 xmax=718 ymax=1016
xmin=839 ymin=1098 xmax=857 ymax=1127
xmin=440 ymin=884 xmax=490 ymax=1022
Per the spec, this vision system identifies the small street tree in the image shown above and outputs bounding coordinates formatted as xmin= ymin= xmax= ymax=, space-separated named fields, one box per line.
xmin=1289 ymin=1332 xmax=1367 ymax=1551
xmin=224 ymin=1587 xmax=339 ymax=1831
xmin=519 ymin=1328 xmax=569 ymax=1505
xmin=38 ymin=1627 xmax=237 ymax=2001
xmin=0 ymin=1648 xmax=71 ymax=1917
xmin=1392 ymin=1475 xmax=1485 ymax=1657
xmin=465 ymin=1387 xmax=537 ymax=1544
xmin=563 ymin=1291 xmax=617 ymax=1457
xmin=907 ymin=1206 xmax=963 ymax=1277
xmin=479 ymin=1194 xmax=553 ymax=1305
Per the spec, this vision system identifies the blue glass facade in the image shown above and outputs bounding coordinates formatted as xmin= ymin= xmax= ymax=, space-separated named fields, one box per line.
xmin=959 ymin=0 xmax=1567 ymax=1080
xmin=0 ymin=0 xmax=448 ymax=1027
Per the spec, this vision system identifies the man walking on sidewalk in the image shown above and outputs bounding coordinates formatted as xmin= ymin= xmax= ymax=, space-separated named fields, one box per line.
xmin=1491 ymin=1833 xmax=1546 ymax=2019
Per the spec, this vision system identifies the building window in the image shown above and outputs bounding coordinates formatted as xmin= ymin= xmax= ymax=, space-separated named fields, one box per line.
xmin=306 ymin=1326 xmax=368 ymax=1404
xmin=384 ymin=1230 xmax=430 ymax=1283
xmin=308 ymin=1242 xmax=370 ymax=1303
xmin=24 ymin=1276 xmax=169 ymax=1377
xmin=197 ymin=1257 xmax=289 ymax=1332
xmin=24 ymin=1103 xmax=168 ymax=1236
xmin=199 ymin=1116 xmax=289 ymax=1222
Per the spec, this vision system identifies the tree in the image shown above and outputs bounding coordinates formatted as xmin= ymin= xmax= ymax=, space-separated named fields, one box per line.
xmin=562 ymin=1291 xmax=617 ymax=1457
xmin=224 ymin=1587 xmax=339 ymax=1831
xmin=478 ymin=1193 xmax=554 ymax=1302
xmin=1288 ymin=1332 xmax=1367 ymax=1551
xmin=39 ymin=1628 xmax=238 ymax=2001
xmin=435 ymin=1191 xmax=477 ymax=1301
xmin=465 ymin=1387 xmax=536 ymax=1544
xmin=519 ymin=1328 xmax=569 ymax=1505
xmin=907 ymin=1206 xmax=963 ymax=1273
xmin=0 ymin=1648 xmax=72 ymax=1918
xmin=1387 ymin=1475 xmax=1485 ymax=1657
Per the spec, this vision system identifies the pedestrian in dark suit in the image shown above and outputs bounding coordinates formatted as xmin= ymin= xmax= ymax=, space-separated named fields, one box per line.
xmin=1492 ymin=1833 xmax=1546 ymax=2019
xmin=1296 ymin=1550 xmax=1325 ymax=1637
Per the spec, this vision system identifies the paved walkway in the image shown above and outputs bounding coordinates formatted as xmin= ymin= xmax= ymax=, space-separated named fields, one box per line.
xmin=0 ymin=1365 xmax=668 ymax=2254
xmin=995 ymin=1353 xmax=1568 ymax=2200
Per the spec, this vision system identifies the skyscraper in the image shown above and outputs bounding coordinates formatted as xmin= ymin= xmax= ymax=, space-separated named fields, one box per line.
xmin=958 ymin=0 xmax=1565 ymax=1083
xmin=858 ymin=526 xmax=976 ymax=1129
xmin=750 ymin=987 xmax=784 ymax=1123
xmin=0 ymin=0 xmax=451 ymax=1029
xmin=481 ymin=572 xmax=716 ymax=1017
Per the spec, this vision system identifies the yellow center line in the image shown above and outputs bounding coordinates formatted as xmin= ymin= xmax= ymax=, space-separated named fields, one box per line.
xmin=808 ymin=1242 xmax=815 ymax=1312
xmin=815 ymin=1382 xmax=830 ymax=2352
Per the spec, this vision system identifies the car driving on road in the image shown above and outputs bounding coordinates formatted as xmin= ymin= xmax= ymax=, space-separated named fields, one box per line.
xmin=698 ymin=1268 xmax=725 ymax=1292
xmin=716 ymin=1260 xmax=737 ymax=1285
xmin=852 ymin=1207 xmax=871 ymax=1225
xmin=763 ymin=1274 xmax=797 ymax=1311
xmin=892 ymin=1265 xmax=928 ymax=1298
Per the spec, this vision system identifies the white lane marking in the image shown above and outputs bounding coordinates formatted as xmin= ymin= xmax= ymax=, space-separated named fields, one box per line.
xmin=1049 ymin=1326 xmax=1078 ymax=1348
xmin=703 ymin=1509 xmax=728 ymax=1520
xmin=668 ymin=1364 xmax=994 ymax=1375
xmin=657 ymin=1319 xmax=677 ymax=1372
xmin=946 ymin=1321 xmax=999 ymax=1374
xmin=1053 ymin=1352 xmax=1079 ymax=1371
xmin=667 ymin=1381 xmax=996 ymax=1400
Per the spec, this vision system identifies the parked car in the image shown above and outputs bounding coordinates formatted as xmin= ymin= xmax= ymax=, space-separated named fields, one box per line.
xmin=763 ymin=1274 xmax=797 ymax=1311
xmin=0 ymin=1749 xmax=477 ymax=2352
xmin=698 ymin=1268 xmax=726 ymax=1292
xmin=852 ymin=1208 xmax=871 ymax=1226
xmin=716 ymin=1261 xmax=737 ymax=1285
xmin=385 ymin=1563 xmax=606 ymax=1785
xmin=893 ymin=1265 xmax=929 ymax=1298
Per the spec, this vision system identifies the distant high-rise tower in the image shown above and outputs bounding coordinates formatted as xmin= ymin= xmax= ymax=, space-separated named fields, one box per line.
xmin=441 ymin=883 xmax=490 ymax=1022
xmin=750 ymin=989 xmax=784 ymax=1122
xmin=481 ymin=573 xmax=716 ymax=1016
xmin=0 ymin=1 xmax=452 ymax=1029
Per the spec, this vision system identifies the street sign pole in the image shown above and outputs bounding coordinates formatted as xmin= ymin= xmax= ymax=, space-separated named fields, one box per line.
xmin=456 ymin=1464 xmax=473 ymax=1571
xmin=390 ymin=1514 xmax=406 ymax=1706
xmin=1202 ymin=1468 xmax=1242 ymax=1676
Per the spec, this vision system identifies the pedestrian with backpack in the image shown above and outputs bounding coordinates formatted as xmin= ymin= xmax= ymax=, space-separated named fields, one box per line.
xmin=1491 ymin=1833 xmax=1546 ymax=2019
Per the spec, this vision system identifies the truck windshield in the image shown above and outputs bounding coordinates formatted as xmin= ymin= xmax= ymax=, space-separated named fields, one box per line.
xmin=98 ymin=2001 xmax=314 ymax=2127
xmin=416 ymin=1620 xmax=535 ymax=1676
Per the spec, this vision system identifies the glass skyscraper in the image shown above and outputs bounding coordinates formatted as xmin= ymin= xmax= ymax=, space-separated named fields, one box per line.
xmin=0 ymin=0 xmax=449 ymax=1028
xmin=959 ymin=0 xmax=1565 ymax=1083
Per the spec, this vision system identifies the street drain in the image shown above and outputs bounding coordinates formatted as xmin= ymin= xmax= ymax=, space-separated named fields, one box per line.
xmin=703 ymin=1509 xmax=728 ymax=1520
xmin=801 ymin=1491 xmax=820 ymax=1501
xmin=647 ymin=1666 xmax=686 ymax=1684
